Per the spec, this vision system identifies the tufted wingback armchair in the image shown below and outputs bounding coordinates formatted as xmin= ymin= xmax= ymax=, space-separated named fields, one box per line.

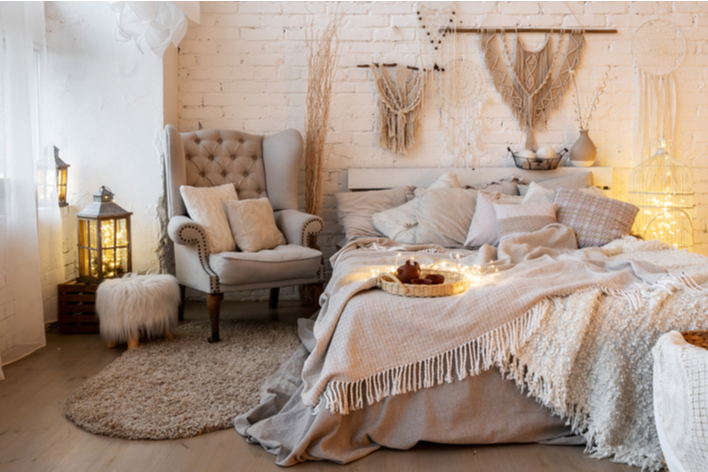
xmin=164 ymin=125 xmax=324 ymax=342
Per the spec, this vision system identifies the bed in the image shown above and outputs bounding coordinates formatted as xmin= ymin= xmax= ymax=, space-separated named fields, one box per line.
xmin=235 ymin=167 xmax=708 ymax=471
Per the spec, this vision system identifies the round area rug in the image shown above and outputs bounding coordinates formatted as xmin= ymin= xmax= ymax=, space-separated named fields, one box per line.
xmin=64 ymin=320 xmax=300 ymax=440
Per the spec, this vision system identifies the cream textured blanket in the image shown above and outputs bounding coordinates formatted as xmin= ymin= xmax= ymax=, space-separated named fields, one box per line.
xmin=301 ymin=225 xmax=708 ymax=470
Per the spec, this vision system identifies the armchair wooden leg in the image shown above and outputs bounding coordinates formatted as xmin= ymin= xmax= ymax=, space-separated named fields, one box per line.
xmin=207 ymin=293 xmax=223 ymax=343
xmin=269 ymin=288 xmax=279 ymax=309
xmin=178 ymin=284 xmax=186 ymax=322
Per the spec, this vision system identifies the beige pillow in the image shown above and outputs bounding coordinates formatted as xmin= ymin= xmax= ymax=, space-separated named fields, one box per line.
xmin=373 ymin=172 xmax=462 ymax=244
xmin=414 ymin=188 xmax=478 ymax=247
xmin=180 ymin=183 xmax=238 ymax=254
xmin=225 ymin=198 xmax=286 ymax=252
xmin=336 ymin=186 xmax=413 ymax=243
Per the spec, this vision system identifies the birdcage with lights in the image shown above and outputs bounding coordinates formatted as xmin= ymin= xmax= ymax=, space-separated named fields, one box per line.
xmin=629 ymin=140 xmax=693 ymax=250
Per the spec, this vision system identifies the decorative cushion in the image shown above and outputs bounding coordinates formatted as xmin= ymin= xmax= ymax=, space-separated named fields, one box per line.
xmin=415 ymin=188 xmax=478 ymax=247
xmin=518 ymin=172 xmax=592 ymax=196
xmin=465 ymin=192 xmax=524 ymax=247
xmin=373 ymin=172 xmax=462 ymax=244
xmin=225 ymin=198 xmax=286 ymax=252
xmin=555 ymin=186 xmax=639 ymax=248
xmin=336 ymin=186 xmax=413 ymax=243
xmin=494 ymin=202 xmax=558 ymax=239
xmin=180 ymin=183 xmax=238 ymax=254
xmin=210 ymin=244 xmax=322 ymax=286
xmin=522 ymin=181 xmax=606 ymax=205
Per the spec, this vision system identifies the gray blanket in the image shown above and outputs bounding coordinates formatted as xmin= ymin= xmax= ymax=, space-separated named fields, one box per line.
xmin=234 ymin=318 xmax=577 ymax=466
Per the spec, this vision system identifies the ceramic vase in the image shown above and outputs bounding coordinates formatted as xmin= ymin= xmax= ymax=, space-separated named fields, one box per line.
xmin=569 ymin=129 xmax=597 ymax=167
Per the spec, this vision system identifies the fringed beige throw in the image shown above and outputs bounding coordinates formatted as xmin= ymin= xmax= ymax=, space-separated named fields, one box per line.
xmin=481 ymin=31 xmax=584 ymax=149
xmin=300 ymin=227 xmax=708 ymax=470
xmin=371 ymin=64 xmax=425 ymax=154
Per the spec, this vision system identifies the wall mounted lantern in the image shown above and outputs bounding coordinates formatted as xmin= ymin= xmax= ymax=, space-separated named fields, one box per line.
xmin=54 ymin=146 xmax=70 ymax=207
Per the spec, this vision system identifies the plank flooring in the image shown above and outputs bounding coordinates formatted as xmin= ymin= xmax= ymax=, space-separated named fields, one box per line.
xmin=0 ymin=300 xmax=638 ymax=472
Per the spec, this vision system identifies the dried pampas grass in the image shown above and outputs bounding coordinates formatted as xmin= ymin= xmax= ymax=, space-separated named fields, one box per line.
xmin=304 ymin=15 xmax=341 ymax=218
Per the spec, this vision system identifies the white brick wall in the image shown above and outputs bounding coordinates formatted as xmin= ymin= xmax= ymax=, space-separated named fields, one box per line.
xmin=178 ymin=1 xmax=708 ymax=293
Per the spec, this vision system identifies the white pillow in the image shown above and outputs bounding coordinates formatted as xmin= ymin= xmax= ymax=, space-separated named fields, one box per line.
xmin=372 ymin=172 xmax=462 ymax=244
xmin=180 ymin=183 xmax=238 ymax=254
xmin=225 ymin=198 xmax=286 ymax=252
xmin=494 ymin=202 xmax=558 ymax=239
xmin=464 ymin=192 xmax=523 ymax=247
xmin=523 ymin=181 xmax=606 ymax=205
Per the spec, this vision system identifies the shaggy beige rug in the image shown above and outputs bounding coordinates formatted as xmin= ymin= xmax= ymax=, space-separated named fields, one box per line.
xmin=64 ymin=320 xmax=300 ymax=440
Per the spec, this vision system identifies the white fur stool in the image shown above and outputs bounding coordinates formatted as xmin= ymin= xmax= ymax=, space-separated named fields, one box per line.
xmin=96 ymin=274 xmax=181 ymax=349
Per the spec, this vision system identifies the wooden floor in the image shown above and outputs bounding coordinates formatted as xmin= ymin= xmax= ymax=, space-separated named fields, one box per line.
xmin=0 ymin=300 xmax=638 ymax=472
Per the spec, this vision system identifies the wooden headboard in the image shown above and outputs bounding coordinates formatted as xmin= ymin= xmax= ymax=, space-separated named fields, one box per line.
xmin=348 ymin=167 xmax=613 ymax=196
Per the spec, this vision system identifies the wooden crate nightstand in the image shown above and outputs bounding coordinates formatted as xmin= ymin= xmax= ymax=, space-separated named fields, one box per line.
xmin=58 ymin=279 xmax=100 ymax=334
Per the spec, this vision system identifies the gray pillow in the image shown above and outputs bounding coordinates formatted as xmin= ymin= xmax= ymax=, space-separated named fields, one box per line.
xmin=414 ymin=188 xmax=478 ymax=247
xmin=518 ymin=172 xmax=592 ymax=196
xmin=336 ymin=187 xmax=413 ymax=242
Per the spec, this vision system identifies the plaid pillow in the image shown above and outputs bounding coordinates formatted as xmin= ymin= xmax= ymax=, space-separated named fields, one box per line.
xmin=555 ymin=186 xmax=638 ymax=248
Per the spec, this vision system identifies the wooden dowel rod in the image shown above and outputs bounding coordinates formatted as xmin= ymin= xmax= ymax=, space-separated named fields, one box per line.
xmin=356 ymin=63 xmax=421 ymax=71
xmin=445 ymin=27 xmax=617 ymax=34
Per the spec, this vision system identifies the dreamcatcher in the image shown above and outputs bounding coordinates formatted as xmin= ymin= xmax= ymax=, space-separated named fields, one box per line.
xmin=480 ymin=30 xmax=584 ymax=150
xmin=631 ymin=20 xmax=686 ymax=165
xmin=417 ymin=3 xmax=487 ymax=166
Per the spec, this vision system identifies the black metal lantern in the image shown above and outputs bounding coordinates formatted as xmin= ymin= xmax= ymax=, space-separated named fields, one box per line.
xmin=76 ymin=187 xmax=132 ymax=283
xmin=54 ymin=146 xmax=70 ymax=207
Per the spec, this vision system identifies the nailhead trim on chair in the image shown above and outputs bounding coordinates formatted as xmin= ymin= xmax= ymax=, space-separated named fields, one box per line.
xmin=301 ymin=217 xmax=324 ymax=246
xmin=176 ymin=222 xmax=221 ymax=293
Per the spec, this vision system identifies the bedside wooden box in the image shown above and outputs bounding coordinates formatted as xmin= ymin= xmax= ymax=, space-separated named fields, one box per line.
xmin=58 ymin=279 xmax=100 ymax=334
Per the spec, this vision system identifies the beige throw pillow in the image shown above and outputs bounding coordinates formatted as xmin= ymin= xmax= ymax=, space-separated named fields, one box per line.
xmin=414 ymin=187 xmax=478 ymax=246
xmin=373 ymin=172 xmax=462 ymax=244
xmin=225 ymin=198 xmax=286 ymax=252
xmin=180 ymin=183 xmax=238 ymax=254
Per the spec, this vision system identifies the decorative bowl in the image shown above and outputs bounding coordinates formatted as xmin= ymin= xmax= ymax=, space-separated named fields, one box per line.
xmin=508 ymin=147 xmax=569 ymax=171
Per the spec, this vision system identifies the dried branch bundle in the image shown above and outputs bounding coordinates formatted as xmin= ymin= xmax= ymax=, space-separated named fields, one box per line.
xmin=304 ymin=15 xmax=341 ymax=217
xmin=570 ymin=66 xmax=610 ymax=130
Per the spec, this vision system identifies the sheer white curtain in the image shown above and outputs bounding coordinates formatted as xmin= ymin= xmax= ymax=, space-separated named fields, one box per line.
xmin=0 ymin=2 xmax=55 ymax=379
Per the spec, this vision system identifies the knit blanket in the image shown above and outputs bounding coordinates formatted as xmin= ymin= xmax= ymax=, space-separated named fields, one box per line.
xmin=301 ymin=225 xmax=708 ymax=470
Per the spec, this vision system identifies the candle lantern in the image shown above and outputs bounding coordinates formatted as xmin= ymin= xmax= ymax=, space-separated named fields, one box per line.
xmin=54 ymin=146 xmax=70 ymax=207
xmin=76 ymin=186 xmax=132 ymax=282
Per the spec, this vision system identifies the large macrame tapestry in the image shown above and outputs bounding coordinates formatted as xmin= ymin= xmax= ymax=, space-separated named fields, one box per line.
xmin=481 ymin=31 xmax=584 ymax=149
xmin=371 ymin=64 xmax=426 ymax=155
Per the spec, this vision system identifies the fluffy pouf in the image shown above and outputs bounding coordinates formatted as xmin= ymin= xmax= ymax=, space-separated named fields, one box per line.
xmin=96 ymin=273 xmax=180 ymax=345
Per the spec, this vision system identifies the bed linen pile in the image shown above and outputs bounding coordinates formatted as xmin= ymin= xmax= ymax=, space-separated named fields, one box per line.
xmin=239 ymin=225 xmax=708 ymax=470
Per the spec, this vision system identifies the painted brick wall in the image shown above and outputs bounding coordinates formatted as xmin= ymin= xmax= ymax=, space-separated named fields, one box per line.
xmin=178 ymin=1 xmax=708 ymax=296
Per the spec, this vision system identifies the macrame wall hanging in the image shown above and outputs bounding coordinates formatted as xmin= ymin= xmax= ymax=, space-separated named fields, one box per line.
xmin=480 ymin=30 xmax=584 ymax=149
xmin=370 ymin=64 xmax=426 ymax=155
xmin=417 ymin=3 xmax=487 ymax=166
xmin=631 ymin=20 xmax=686 ymax=165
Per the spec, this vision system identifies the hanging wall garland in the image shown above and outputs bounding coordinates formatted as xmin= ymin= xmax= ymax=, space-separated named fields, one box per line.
xmin=416 ymin=2 xmax=487 ymax=166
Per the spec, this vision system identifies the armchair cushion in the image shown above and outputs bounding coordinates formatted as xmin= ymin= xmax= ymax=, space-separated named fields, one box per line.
xmin=274 ymin=209 xmax=324 ymax=247
xmin=180 ymin=183 xmax=238 ymax=254
xmin=226 ymin=198 xmax=286 ymax=252
xmin=210 ymin=245 xmax=321 ymax=285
